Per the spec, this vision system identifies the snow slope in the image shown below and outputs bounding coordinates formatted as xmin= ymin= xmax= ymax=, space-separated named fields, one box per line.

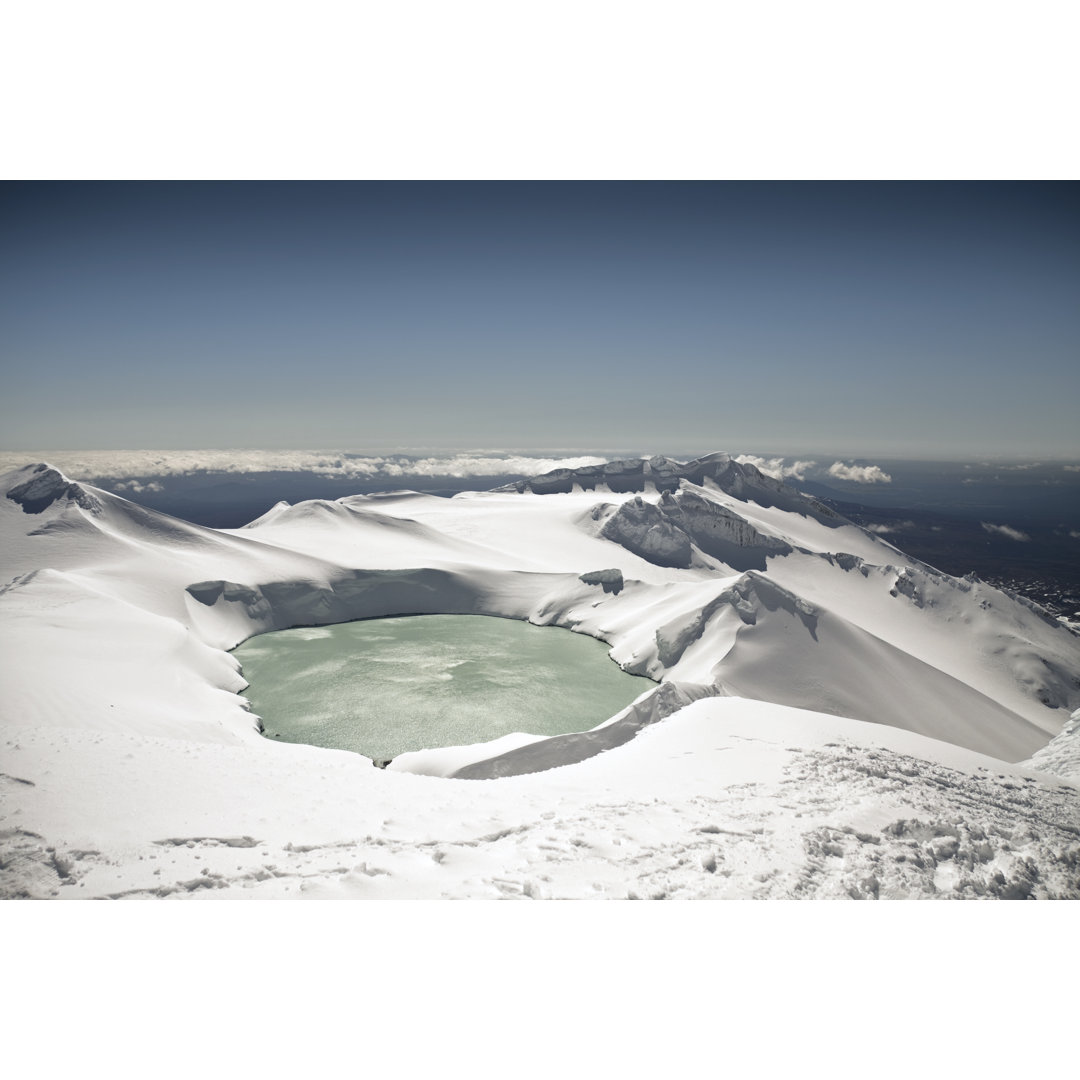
xmin=2 ymin=455 xmax=1078 ymax=900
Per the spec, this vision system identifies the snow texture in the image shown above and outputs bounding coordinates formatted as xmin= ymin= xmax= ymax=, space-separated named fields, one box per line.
xmin=1 ymin=454 xmax=1078 ymax=900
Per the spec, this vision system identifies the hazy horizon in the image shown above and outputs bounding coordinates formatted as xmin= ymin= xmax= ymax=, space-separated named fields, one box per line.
xmin=4 ymin=442 xmax=1080 ymax=462
xmin=4 ymin=444 xmax=1080 ymax=480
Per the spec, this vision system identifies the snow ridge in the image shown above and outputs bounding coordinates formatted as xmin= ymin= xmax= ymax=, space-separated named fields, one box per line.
xmin=2 ymin=455 xmax=1079 ymax=900
xmin=501 ymin=452 xmax=843 ymax=524
xmin=5 ymin=463 xmax=103 ymax=515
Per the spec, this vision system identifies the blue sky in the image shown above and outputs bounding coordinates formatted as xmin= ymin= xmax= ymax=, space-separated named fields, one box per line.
xmin=1 ymin=181 xmax=1077 ymax=458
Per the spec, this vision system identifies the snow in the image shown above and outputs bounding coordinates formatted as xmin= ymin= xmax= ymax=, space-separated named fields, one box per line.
xmin=2 ymin=454 xmax=1078 ymax=900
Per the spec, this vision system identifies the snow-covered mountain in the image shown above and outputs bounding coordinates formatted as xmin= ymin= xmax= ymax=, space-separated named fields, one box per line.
xmin=2 ymin=454 xmax=1078 ymax=899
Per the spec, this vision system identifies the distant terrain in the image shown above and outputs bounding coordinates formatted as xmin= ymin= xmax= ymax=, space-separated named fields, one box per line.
xmin=63 ymin=455 xmax=1080 ymax=619
xmin=798 ymin=459 xmax=1080 ymax=618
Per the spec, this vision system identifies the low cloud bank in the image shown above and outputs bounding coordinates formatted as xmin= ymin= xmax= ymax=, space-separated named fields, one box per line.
xmin=0 ymin=449 xmax=609 ymax=484
xmin=2 ymin=449 xmax=906 ymax=493
xmin=981 ymin=522 xmax=1031 ymax=542
xmin=114 ymin=480 xmax=164 ymax=494
xmin=827 ymin=461 xmax=893 ymax=484
xmin=736 ymin=456 xmax=893 ymax=485
xmin=864 ymin=521 xmax=916 ymax=535
xmin=734 ymin=456 xmax=818 ymax=482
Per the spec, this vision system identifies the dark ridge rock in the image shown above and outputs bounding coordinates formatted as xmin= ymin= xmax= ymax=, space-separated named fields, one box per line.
xmin=599 ymin=496 xmax=692 ymax=569
xmin=579 ymin=569 xmax=624 ymax=594
xmin=594 ymin=485 xmax=795 ymax=572
xmin=659 ymin=488 xmax=793 ymax=571
xmin=192 ymin=567 xmax=487 ymax=632
xmin=187 ymin=581 xmax=225 ymax=606
xmin=831 ymin=552 xmax=866 ymax=573
xmin=222 ymin=582 xmax=262 ymax=605
xmin=502 ymin=452 xmax=846 ymax=528
xmin=6 ymin=465 xmax=102 ymax=516
xmin=601 ymin=459 xmax=647 ymax=493
xmin=186 ymin=580 xmax=269 ymax=618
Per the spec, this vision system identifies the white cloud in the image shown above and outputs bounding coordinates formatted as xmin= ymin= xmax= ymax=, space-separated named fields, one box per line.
xmin=827 ymin=461 xmax=893 ymax=484
xmin=864 ymin=521 xmax=915 ymax=534
xmin=734 ymin=456 xmax=817 ymax=482
xmin=114 ymin=479 xmax=164 ymax=494
xmin=1065 ymin=465 xmax=1080 ymax=473
xmin=1070 ymin=531 xmax=1080 ymax=540
xmin=981 ymin=522 xmax=1031 ymax=542
xmin=0 ymin=449 xmax=610 ymax=484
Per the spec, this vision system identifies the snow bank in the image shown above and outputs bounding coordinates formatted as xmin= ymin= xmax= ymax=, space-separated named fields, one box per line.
xmin=2 ymin=454 xmax=1078 ymax=900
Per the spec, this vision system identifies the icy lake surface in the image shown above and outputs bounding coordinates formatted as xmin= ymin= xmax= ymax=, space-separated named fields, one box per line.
xmin=236 ymin=615 xmax=654 ymax=761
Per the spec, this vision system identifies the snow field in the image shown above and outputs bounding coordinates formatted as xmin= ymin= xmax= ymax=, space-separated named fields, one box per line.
xmin=2 ymin=456 xmax=1078 ymax=899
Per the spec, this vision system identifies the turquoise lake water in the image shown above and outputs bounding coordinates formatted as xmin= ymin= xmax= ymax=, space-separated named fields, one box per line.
xmin=234 ymin=614 xmax=653 ymax=761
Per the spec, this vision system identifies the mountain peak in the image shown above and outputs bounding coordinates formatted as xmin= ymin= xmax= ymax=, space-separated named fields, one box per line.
xmin=4 ymin=462 xmax=103 ymax=516
xmin=499 ymin=452 xmax=842 ymax=524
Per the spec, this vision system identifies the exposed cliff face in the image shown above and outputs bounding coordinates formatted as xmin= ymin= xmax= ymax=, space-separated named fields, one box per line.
xmin=597 ymin=496 xmax=693 ymax=569
xmin=502 ymin=457 xmax=648 ymax=495
xmin=659 ymin=488 xmax=793 ymax=570
xmin=503 ymin=452 xmax=845 ymax=526
xmin=5 ymin=463 xmax=103 ymax=516
xmin=590 ymin=486 xmax=794 ymax=572
xmin=499 ymin=454 xmax=703 ymax=495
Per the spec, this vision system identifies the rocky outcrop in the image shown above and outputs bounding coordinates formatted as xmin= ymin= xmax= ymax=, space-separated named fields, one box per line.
xmin=598 ymin=496 xmax=693 ymax=569
xmin=650 ymin=572 xmax=818 ymax=670
xmin=503 ymin=452 xmax=845 ymax=527
xmin=591 ymin=486 xmax=794 ymax=572
xmin=186 ymin=567 xmax=487 ymax=631
xmin=6 ymin=464 xmax=103 ymax=516
xmin=659 ymin=488 xmax=792 ymax=570
xmin=579 ymin=568 xmax=624 ymax=594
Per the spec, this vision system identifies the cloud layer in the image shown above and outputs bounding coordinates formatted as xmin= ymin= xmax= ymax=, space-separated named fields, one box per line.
xmin=981 ymin=522 xmax=1031 ymax=542
xmin=0 ymin=450 xmax=609 ymax=484
xmin=826 ymin=461 xmax=893 ymax=484
xmin=734 ymin=456 xmax=818 ymax=482
xmin=863 ymin=521 xmax=916 ymax=535
xmin=735 ymin=455 xmax=893 ymax=485
xmin=1 ymin=449 xmax=907 ymax=496
xmin=114 ymin=480 xmax=164 ymax=494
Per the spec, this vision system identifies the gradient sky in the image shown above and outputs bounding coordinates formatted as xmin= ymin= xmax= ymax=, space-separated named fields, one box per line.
xmin=1 ymin=181 xmax=1077 ymax=458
